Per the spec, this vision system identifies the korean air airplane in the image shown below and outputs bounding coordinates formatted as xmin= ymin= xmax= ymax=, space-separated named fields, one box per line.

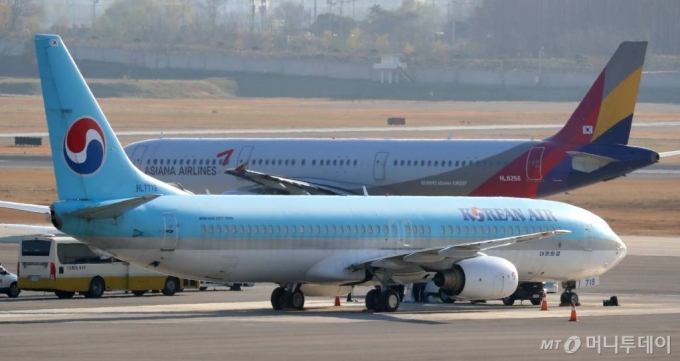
xmin=123 ymin=41 xmax=675 ymax=198
xmin=34 ymin=34 xmax=627 ymax=312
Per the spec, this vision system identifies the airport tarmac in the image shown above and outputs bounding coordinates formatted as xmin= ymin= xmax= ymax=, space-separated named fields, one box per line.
xmin=0 ymin=235 xmax=678 ymax=360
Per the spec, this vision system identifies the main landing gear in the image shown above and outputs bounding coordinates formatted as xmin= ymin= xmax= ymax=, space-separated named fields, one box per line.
xmin=365 ymin=286 xmax=404 ymax=313
xmin=270 ymin=284 xmax=305 ymax=311
xmin=560 ymin=281 xmax=580 ymax=306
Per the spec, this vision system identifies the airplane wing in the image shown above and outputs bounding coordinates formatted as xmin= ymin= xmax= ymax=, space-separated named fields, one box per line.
xmin=0 ymin=223 xmax=62 ymax=235
xmin=225 ymin=167 xmax=356 ymax=195
xmin=660 ymin=150 xmax=680 ymax=158
xmin=348 ymin=230 xmax=570 ymax=271
xmin=0 ymin=201 xmax=50 ymax=215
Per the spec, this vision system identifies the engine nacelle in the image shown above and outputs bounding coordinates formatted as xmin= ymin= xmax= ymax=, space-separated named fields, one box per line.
xmin=433 ymin=256 xmax=518 ymax=300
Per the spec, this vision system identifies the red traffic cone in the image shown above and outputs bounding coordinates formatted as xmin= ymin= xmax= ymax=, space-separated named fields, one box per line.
xmin=540 ymin=292 xmax=548 ymax=311
xmin=569 ymin=302 xmax=578 ymax=322
xmin=334 ymin=296 xmax=341 ymax=306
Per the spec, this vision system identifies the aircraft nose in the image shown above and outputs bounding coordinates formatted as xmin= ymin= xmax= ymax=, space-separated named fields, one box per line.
xmin=611 ymin=235 xmax=627 ymax=267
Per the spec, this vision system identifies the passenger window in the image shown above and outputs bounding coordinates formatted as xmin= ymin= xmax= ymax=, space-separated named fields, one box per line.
xmin=332 ymin=225 xmax=336 ymax=234
xmin=246 ymin=225 xmax=251 ymax=234
xmin=361 ymin=225 xmax=366 ymax=234
xmin=231 ymin=225 xmax=237 ymax=234
xmin=391 ymin=224 xmax=397 ymax=233
xmin=426 ymin=226 xmax=431 ymax=234
xmin=405 ymin=225 xmax=411 ymax=234
xmin=420 ymin=160 xmax=425 ymax=166
xmin=299 ymin=225 xmax=304 ymax=234
xmin=283 ymin=225 xmax=288 ymax=234
xmin=448 ymin=225 xmax=453 ymax=234
xmin=383 ymin=225 xmax=388 ymax=234
xmin=374 ymin=225 xmax=379 ymax=234
xmin=434 ymin=161 xmax=438 ymax=166
xmin=201 ymin=224 xmax=206 ymax=234
xmin=471 ymin=226 xmax=476 ymax=235
xmin=276 ymin=225 xmax=281 ymax=234
xmin=407 ymin=160 xmax=411 ymax=166
xmin=400 ymin=160 xmax=404 ymax=166
xmin=223 ymin=225 xmax=228 ymax=234
xmin=268 ymin=225 xmax=273 ymax=234
xmin=291 ymin=225 xmax=296 ymax=234
xmin=333 ymin=160 xmax=337 ymax=166
xmin=367 ymin=225 xmax=373 ymax=234
xmin=440 ymin=225 xmax=445 ymax=234
xmin=285 ymin=160 xmax=289 ymax=166
xmin=160 ymin=159 xmax=164 ymax=165
xmin=300 ymin=160 xmax=304 ymax=166
xmin=278 ymin=160 xmax=282 ymax=165
xmin=428 ymin=161 xmax=432 ymax=166
xmin=307 ymin=225 xmax=312 ymax=234
xmin=479 ymin=226 xmax=484 ymax=235
xmin=393 ymin=160 xmax=397 ymax=166
xmin=261 ymin=225 xmax=266 ymax=234
xmin=345 ymin=225 xmax=351 ymax=233
xmin=338 ymin=225 xmax=343 ymax=234
xmin=353 ymin=225 xmax=358 ymax=234
xmin=448 ymin=161 xmax=452 ymax=166
xmin=238 ymin=225 xmax=243 ymax=234
xmin=324 ymin=225 xmax=329 ymax=234
xmin=463 ymin=226 xmax=468 ymax=234
xmin=215 ymin=225 xmax=221 ymax=234
xmin=353 ymin=160 xmax=357 ymax=166
xmin=419 ymin=225 xmax=424 ymax=234
xmin=456 ymin=225 xmax=460 ymax=234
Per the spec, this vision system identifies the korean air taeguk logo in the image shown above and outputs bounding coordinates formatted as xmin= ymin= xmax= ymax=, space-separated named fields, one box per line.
xmin=63 ymin=117 xmax=106 ymax=175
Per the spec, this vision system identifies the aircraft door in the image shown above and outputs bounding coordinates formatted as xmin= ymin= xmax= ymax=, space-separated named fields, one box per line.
xmin=373 ymin=152 xmax=389 ymax=180
xmin=237 ymin=146 xmax=254 ymax=167
xmin=161 ymin=213 xmax=178 ymax=251
xmin=526 ymin=147 xmax=545 ymax=181
xmin=583 ymin=224 xmax=594 ymax=252
xmin=130 ymin=145 xmax=147 ymax=170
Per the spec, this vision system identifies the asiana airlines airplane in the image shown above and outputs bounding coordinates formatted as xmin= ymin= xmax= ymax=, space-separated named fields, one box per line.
xmin=30 ymin=34 xmax=626 ymax=313
xmin=124 ymin=41 xmax=677 ymax=197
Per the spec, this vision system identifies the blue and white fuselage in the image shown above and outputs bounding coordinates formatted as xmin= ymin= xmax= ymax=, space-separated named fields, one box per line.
xmin=53 ymin=195 xmax=625 ymax=285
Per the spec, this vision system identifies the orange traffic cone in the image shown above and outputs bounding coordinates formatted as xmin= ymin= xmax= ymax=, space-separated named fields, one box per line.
xmin=334 ymin=296 xmax=341 ymax=306
xmin=540 ymin=292 xmax=548 ymax=311
xmin=569 ymin=302 xmax=578 ymax=322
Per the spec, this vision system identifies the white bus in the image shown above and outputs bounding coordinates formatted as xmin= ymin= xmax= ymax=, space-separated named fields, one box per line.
xmin=18 ymin=235 xmax=199 ymax=298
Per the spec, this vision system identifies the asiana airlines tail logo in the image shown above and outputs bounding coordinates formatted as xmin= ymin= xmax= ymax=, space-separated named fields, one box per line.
xmin=459 ymin=207 xmax=558 ymax=222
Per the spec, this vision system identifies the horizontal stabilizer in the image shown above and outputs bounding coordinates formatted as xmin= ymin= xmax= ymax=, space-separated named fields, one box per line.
xmin=67 ymin=194 xmax=161 ymax=220
xmin=0 ymin=201 xmax=50 ymax=215
xmin=0 ymin=223 xmax=62 ymax=235
xmin=660 ymin=150 xmax=680 ymax=158
xmin=350 ymin=230 xmax=571 ymax=271
xmin=225 ymin=168 xmax=354 ymax=195
xmin=566 ymin=151 xmax=618 ymax=173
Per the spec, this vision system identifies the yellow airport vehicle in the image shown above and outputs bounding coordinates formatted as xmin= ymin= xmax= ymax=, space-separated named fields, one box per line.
xmin=18 ymin=235 xmax=199 ymax=298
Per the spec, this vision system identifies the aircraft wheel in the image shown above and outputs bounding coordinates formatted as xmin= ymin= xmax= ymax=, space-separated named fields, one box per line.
xmin=570 ymin=292 xmax=580 ymax=305
xmin=365 ymin=288 xmax=380 ymax=311
xmin=530 ymin=298 xmax=542 ymax=306
xmin=288 ymin=289 xmax=305 ymax=310
xmin=380 ymin=290 xmax=400 ymax=313
xmin=502 ymin=296 xmax=515 ymax=306
xmin=270 ymin=286 xmax=287 ymax=310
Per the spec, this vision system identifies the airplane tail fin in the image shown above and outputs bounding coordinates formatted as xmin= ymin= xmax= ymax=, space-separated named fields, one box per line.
xmin=547 ymin=41 xmax=647 ymax=146
xmin=35 ymin=35 xmax=184 ymax=201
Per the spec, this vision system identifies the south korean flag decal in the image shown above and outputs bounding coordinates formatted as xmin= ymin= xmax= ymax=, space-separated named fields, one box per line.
xmin=50 ymin=39 xmax=59 ymax=47
xmin=582 ymin=125 xmax=593 ymax=134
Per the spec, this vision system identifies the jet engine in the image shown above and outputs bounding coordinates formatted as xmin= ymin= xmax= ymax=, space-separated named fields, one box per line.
xmin=433 ymin=256 xmax=518 ymax=300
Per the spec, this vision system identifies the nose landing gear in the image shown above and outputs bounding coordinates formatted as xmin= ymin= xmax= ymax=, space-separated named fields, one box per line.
xmin=559 ymin=281 xmax=580 ymax=306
